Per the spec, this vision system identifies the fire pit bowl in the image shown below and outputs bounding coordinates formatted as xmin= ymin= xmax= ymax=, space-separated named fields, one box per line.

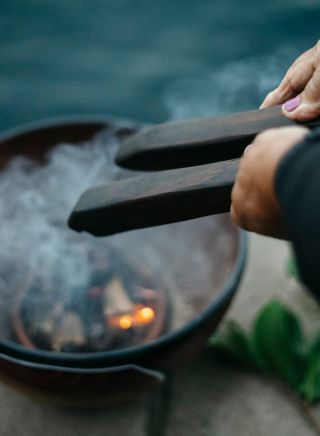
xmin=0 ymin=116 xmax=247 ymax=405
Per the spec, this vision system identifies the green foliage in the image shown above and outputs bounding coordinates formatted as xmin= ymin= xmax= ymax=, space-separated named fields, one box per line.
xmin=209 ymin=320 xmax=257 ymax=366
xmin=251 ymin=300 xmax=304 ymax=386
xmin=287 ymin=256 xmax=300 ymax=281
xmin=299 ymin=336 xmax=320 ymax=402
xmin=208 ymin=300 xmax=320 ymax=404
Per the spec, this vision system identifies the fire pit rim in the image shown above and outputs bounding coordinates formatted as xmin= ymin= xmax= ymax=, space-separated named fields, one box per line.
xmin=0 ymin=116 xmax=247 ymax=369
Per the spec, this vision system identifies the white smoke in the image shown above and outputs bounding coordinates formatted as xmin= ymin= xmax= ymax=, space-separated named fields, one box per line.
xmin=0 ymin=124 xmax=234 ymax=339
xmin=0 ymin=129 xmax=122 ymax=304
xmin=163 ymin=50 xmax=300 ymax=120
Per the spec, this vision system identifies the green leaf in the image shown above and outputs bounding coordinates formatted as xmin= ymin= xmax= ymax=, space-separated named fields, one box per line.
xmin=299 ymin=334 xmax=320 ymax=402
xmin=209 ymin=321 xmax=256 ymax=366
xmin=251 ymin=300 xmax=304 ymax=387
xmin=208 ymin=299 xmax=320 ymax=404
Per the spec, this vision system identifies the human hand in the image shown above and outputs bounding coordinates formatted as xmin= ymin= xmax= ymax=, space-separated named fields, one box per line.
xmin=230 ymin=126 xmax=308 ymax=238
xmin=261 ymin=41 xmax=320 ymax=122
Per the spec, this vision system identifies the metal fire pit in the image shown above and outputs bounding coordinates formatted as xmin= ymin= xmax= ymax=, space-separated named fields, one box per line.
xmin=0 ymin=116 xmax=247 ymax=433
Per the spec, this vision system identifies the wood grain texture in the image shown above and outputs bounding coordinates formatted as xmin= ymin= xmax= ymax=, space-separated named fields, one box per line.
xmin=69 ymin=159 xmax=239 ymax=236
xmin=116 ymin=105 xmax=320 ymax=170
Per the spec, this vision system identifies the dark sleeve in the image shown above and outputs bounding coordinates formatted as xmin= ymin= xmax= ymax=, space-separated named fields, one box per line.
xmin=275 ymin=129 xmax=320 ymax=297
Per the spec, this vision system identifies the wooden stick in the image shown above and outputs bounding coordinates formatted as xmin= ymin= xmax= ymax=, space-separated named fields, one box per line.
xmin=68 ymin=159 xmax=238 ymax=236
xmin=116 ymin=105 xmax=320 ymax=170
xmin=103 ymin=278 xmax=134 ymax=316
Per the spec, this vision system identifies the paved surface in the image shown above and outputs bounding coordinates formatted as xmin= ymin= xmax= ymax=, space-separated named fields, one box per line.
xmin=1 ymin=234 xmax=320 ymax=436
xmin=168 ymin=355 xmax=316 ymax=436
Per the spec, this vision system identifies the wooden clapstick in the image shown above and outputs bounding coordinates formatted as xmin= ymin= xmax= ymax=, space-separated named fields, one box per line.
xmin=68 ymin=159 xmax=238 ymax=236
xmin=115 ymin=106 xmax=320 ymax=170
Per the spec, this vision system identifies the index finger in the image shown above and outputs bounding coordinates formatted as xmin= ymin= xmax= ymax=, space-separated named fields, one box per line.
xmin=260 ymin=46 xmax=316 ymax=108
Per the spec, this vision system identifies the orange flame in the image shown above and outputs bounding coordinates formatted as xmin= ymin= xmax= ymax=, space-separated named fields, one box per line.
xmin=109 ymin=305 xmax=156 ymax=330
xmin=136 ymin=306 xmax=155 ymax=324
xmin=118 ymin=315 xmax=133 ymax=330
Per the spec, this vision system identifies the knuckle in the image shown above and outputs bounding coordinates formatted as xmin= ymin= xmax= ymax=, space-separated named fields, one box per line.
xmin=313 ymin=40 xmax=320 ymax=64
xmin=230 ymin=203 xmax=247 ymax=230
xmin=306 ymin=72 xmax=320 ymax=99
xmin=231 ymin=182 xmax=241 ymax=206
xmin=256 ymin=128 xmax=279 ymax=142
xmin=231 ymin=185 xmax=253 ymax=230
xmin=266 ymin=90 xmax=276 ymax=102
xmin=284 ymin=74 xmax=300 ymax=94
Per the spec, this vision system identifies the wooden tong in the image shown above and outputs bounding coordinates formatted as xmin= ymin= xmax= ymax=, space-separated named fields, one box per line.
xmin=68 ymin=106 xmax=320 ymax=236
xmin=115 ymin=105 xmax=320 ymax=170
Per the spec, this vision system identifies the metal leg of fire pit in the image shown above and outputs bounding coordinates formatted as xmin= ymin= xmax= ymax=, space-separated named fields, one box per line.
xmin=145 ymin=372 xmax=173 ymax=436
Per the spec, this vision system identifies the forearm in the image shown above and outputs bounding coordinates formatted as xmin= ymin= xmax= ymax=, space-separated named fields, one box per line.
xmin=275 ymin=129 xmax=320 ymax=296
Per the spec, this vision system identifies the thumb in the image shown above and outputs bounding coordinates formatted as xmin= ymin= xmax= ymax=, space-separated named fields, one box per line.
xmin=282 ymin=71 xmax=320 ymax=122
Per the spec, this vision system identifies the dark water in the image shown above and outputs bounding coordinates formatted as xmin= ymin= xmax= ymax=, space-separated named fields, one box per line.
xmin=1 ymin=0 xmax=320 ymax=131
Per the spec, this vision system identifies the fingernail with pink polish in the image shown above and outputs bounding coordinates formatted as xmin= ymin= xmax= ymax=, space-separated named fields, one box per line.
xmin=283 ymin=95 xmax=301 ymax=112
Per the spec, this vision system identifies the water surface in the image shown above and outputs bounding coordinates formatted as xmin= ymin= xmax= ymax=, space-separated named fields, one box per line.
xmin=1 ymin=0 xmax=319 ymax=130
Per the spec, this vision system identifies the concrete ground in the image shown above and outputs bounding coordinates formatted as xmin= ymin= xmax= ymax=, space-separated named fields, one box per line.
xmin=1 ymin=234 xmax=320 ymax=436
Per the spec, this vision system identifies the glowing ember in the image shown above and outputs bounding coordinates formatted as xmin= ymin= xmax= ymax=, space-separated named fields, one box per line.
xmin=15 ymin=247 xmax=168 ymax=351
xmin=136 ymin=307 xmax=155 ymax=324
xmin=118 ymin=315 xmax=133 ymax=330
xmin=110 ymin=305 xmax=156 ymax=330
